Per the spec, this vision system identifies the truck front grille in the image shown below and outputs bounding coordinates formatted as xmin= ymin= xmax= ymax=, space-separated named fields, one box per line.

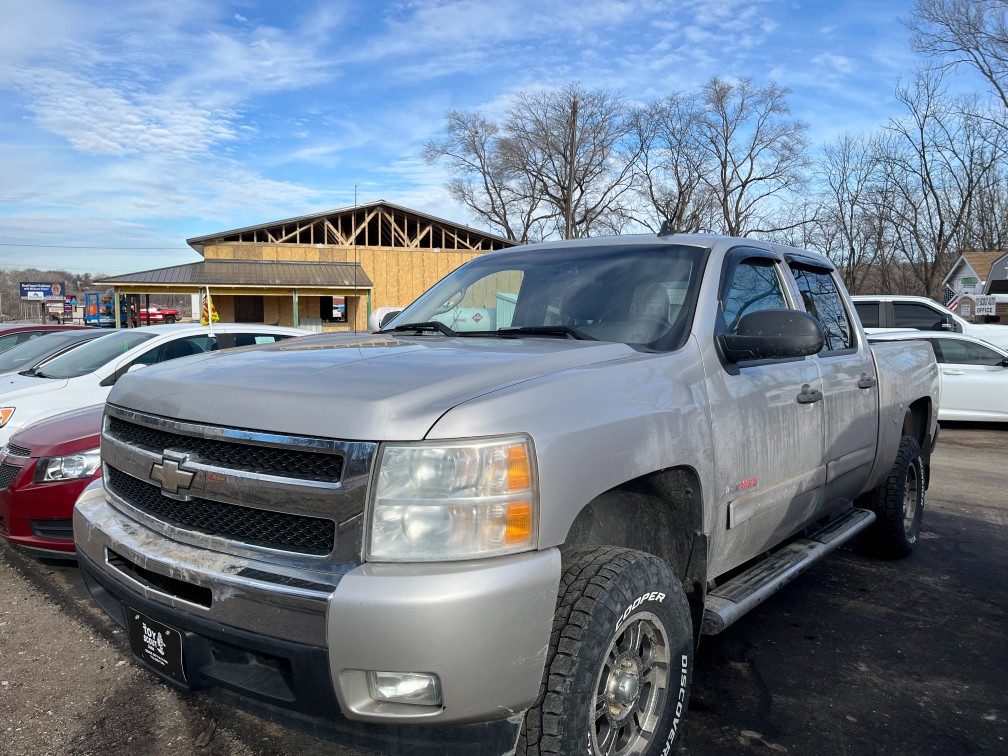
xmin=100 ymin=405 xmax=377 ymax=562
xmin=107 ymin=416 xmax=342 ymax=481
xmin=107 ymin=468 xmax=336 ymax=555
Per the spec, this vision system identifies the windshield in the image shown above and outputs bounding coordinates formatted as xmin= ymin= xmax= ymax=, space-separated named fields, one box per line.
xmin=34 ymin=331 xmax=154 ymax=378
xmin=0 ymin=332 xmax=93 ymax=372
xmin=386 ymin=242 xmax=708 ymax=350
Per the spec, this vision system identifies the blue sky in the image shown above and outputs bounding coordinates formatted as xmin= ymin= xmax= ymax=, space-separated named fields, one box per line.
xmin=0 ymin=0 xmax=984 ymax=277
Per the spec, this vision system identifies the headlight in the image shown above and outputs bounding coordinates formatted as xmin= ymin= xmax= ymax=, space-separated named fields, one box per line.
xmin=368 ymin=435 xmax=538 ymax=562
xmin=34 ymin=448 xmax=102 ymax=483
xmin=0 ymin=407 xmax=14 ymax=427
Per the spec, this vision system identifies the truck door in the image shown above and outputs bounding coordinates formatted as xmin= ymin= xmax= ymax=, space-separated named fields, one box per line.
xmin=704 ymin=249 xmax=826 ymax=578
xmin=788 ymin=258 xmax=877 ymax=510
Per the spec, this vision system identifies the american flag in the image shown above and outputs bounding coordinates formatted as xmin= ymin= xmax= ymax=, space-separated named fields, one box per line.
xmin=943 ymin=285 xmax=960 ymax=312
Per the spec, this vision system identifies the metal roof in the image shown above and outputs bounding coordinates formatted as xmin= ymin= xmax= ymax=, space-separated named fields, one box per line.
xmin=97 ymin=260 xmax=371 ymax=289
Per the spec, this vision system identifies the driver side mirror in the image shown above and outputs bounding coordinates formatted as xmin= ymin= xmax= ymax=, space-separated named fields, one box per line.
xmin=720 ymin=309 xmax=825 ymax=363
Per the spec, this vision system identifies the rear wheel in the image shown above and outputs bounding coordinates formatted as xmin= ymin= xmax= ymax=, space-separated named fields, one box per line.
xmin=520 ymin=547 xmax=693 ymax=755
xmin=860 ymin=435 xmax=924 ymax=558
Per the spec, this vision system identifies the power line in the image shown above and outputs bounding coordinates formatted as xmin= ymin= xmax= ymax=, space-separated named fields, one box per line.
xmin=0 ymin=242 xmax=191 ymax=250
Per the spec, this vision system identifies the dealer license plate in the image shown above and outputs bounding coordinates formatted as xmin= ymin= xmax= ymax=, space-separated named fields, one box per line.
xmin=125 ymin=606 xmax=187 ymax=685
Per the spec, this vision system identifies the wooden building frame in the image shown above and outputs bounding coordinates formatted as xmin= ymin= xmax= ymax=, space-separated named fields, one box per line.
xmin=97 ymin=201 xmax=516 ymax=331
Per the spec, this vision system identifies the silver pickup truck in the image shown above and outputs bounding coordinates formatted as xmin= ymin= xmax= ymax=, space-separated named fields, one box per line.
xmin=74 ymin=233 xmax=939 ymax=755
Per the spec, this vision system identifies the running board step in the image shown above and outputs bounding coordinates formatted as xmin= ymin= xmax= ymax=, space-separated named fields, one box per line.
xmin=701 ymin=508 xmax=876 ymax=635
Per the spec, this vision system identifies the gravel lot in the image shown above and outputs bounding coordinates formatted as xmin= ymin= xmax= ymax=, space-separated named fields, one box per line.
xmin=1 ymin=424 xmax=1005 ymax=755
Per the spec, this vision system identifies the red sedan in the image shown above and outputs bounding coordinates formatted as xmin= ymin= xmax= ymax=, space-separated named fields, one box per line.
xmin=0 ymin=404 xmax=102 ymax=558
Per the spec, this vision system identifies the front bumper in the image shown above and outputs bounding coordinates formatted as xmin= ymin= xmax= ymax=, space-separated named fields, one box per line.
xmin=73 ymin=481 xmax=560 ymax=742
xmin=0 ymin=453 xmax=87 ymax=557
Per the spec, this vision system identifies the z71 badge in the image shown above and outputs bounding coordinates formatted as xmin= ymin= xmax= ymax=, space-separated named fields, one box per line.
xmin=725 ymin=477 xmax=759 ymax=496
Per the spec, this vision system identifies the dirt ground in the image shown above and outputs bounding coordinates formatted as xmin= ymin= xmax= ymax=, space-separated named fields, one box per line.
xmin=1 ymin=424 xmax=1006 ymax=755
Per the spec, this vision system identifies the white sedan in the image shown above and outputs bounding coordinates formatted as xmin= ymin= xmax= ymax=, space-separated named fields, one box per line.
xmin=868 ymin=331 xmax=1008 ymax=422
xmin=0 ymin=322 xmax=306 ymax=447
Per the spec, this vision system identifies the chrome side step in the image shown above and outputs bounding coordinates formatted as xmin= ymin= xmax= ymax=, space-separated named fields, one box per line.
xmin=701 ymin=508 xmax=876 ymax=635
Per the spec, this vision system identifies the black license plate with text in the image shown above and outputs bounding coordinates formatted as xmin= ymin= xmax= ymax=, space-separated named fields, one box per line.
xmin=125 ymin=606 xmax=187 ymax=685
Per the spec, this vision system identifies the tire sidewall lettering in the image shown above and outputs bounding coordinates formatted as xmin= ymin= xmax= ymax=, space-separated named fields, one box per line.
xmin=617 ymin=590 xmax=666 ymax=626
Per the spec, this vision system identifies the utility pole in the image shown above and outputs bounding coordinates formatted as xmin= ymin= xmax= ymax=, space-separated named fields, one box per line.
xmin=565 ymin=97 xmax=578 ymax=240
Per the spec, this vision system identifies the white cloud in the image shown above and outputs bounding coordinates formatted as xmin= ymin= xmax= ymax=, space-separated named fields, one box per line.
xmin=811 ymin=52 xmax=855 ymax=76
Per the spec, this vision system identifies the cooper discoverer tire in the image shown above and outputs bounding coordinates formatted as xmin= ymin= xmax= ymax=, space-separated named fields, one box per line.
xmin=860 ymin=434 xmax=924 ymax=559
xmin=520 ymin=546 xmax=693 ymax=755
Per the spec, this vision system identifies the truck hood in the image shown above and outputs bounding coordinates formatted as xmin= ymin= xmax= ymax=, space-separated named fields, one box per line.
xmin=108 ymin=333 xmax=638 ymax=440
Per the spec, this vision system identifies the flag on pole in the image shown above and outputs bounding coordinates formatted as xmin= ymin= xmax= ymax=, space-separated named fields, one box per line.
xmin=201 ymin=287 xmax=219 ymax=333
xmin=943 ymin=285 xmax=960 ymax=312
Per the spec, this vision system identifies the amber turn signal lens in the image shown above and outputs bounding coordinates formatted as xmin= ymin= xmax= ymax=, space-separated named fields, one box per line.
xmin=505 ymin=501 xmax=533 ymax=545
xmin=507 ymin=443 xmax=531 ymax=491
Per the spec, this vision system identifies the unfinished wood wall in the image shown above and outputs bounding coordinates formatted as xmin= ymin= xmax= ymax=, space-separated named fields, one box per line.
xmin=204 ymin=243 xmax=489 ymax=321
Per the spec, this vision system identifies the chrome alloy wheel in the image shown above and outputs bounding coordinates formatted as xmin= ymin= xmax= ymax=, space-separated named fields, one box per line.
xmin=592 ymin=611 xmax=671 ymax=755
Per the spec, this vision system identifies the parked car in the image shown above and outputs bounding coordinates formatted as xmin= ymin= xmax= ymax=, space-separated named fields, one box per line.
xmin=0 ymin=323 xmax=306 ymax=448
xmin=869 ymin=330 xmax=1008 ymax=422
xmin=0 ymin=323 xmax=90 ymax=354
xmin=851 ymin=294 xmax=1008 ymax=349
xmin=0 ymin=329 xmax=105 ymax=377
xmin=134 ymin=304 xmax=181 ymax=325
xmin=0 ymin=404 xmax=102 ymax=558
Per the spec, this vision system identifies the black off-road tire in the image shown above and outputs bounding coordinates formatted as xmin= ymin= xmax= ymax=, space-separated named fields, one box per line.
xmin=519 ymin=547 xmax=693 ymax=755
xmin=163 ymin=315 xmax=176 ymax=324
xmin=860 ymin=435 xmax=925 ymax=559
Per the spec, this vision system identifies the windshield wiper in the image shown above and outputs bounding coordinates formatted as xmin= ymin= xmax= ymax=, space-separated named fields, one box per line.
xmin=388 ymin=321 xmax=458 ymax=336
xmin=20 ymin=368 xmax=56 ymax=378
xmin=496 ymin=326 xmax=597 ymax=341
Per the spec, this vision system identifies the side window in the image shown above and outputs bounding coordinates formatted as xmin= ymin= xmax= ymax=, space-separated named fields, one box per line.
xmin=853 ymin=302 xmax=879 ymax=328
xmin=721 ymin=259 xmax=788 ymax=334
xmin=933 ymin=338 xmax=1005 ymax=366
xmin=231 ymin=333 xmax=294 ymax=347
xmin=0 ymin=333 xmax=23 ymax=353
xmin=132 ymin=336 xmax=214 ymax=367
xmin=893 ymin=303 xmax=944 ymax=330
xmin=790 ymin=267 xmax=853 ymax=352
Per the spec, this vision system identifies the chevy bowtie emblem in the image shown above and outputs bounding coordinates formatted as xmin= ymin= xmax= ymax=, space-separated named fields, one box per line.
xmin=151 ymin=451 xmax=195 ymax=500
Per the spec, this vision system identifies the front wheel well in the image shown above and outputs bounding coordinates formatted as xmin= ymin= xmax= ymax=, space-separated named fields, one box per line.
xmin=560 ymin=466 xmax=702 ymax=580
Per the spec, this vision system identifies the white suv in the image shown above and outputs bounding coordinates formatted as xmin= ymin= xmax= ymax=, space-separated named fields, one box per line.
xmin=851 ymin=294 xmax=1008 ymax=349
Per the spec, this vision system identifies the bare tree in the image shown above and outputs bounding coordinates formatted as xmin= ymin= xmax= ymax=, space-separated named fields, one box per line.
xmin=816 ymin=132 xmax=891 ymax=293
xmin=957 ymin=159 xmax=1008 ymax=250
xmin=878 ymin=67 xmax=1004 ymax=298
xmin=423 ymin=110 xmax=552 ymax=242
xmin=695 ymin=77 xmax=810 ymax=236
xmin=504 ymin=83 xmax=641 ymax=239
xmin=426 ymin=85 xmax=641 ymax=241
xmin=628 ymin=92 xmax=716 ymax=233
xmin=906 ymin=0 xmax=1008 ymax=115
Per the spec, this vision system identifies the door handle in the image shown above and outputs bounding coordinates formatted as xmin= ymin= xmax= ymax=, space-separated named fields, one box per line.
xmin=797 ymin=384 xmax=824 ymax=404
xmin=942 ymin=369 xmax=965 ymax=375
xmin=857 ymin=372 xmax=877 ymax=389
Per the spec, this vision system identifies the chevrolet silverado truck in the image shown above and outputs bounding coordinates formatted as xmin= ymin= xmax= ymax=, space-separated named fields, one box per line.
xmin=74 ymin=233 xmax=939 ymax=755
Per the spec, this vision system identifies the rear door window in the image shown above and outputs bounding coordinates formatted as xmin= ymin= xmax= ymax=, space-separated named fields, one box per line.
xmin=853 ymin=302 xmax=879 ymax=328
xmin=790 ymin=267 xmax=853 ymax=352
xmin=893 ymin=303 xmax=945 ymax=330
